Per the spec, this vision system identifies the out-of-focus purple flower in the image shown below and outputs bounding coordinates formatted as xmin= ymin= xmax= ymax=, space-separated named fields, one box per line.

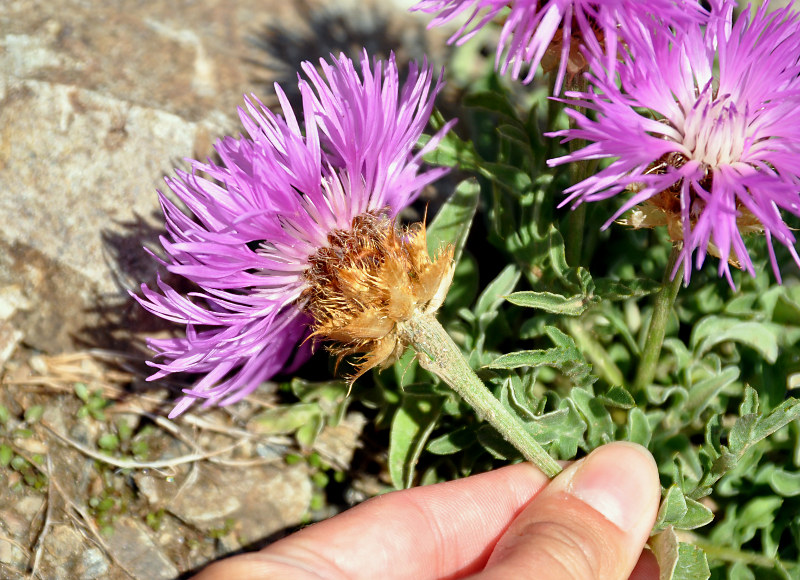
xmin=548 ymin=1 xmax=800 ymax=284
xmin=411 ymin=0 xmax=708 ymax=93
xmin=135 ymin=51 xmax=453 ymax=417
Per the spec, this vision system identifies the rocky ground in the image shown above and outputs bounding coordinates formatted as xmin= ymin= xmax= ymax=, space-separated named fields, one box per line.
xmin=0 ymin=1 xmax=449 ymax=577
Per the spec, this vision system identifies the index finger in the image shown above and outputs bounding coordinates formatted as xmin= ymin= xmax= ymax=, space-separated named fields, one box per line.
xmin=196 ymin=462 xmax=550 ymax=579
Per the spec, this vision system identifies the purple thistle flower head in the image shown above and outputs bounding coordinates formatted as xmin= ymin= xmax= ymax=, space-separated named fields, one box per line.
xmin=135 ymin=51 xmax=454 ymax=417
xmin=411 ymin=0 xmax=708 ymax=93
xmin=548 ymin=1 xmax=800 ymax=285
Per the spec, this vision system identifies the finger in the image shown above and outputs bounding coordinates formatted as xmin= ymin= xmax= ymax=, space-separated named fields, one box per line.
xmin=479 ymin=442 xmax=660 ymax=580
xmin=195 ymin=462 xmax=551 ymax=580
xmin=629 ymin=549 xmax=660 ymax=580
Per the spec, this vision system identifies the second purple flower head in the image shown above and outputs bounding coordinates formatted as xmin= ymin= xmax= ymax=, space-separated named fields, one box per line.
xmin=549 ymin=1 xmax=800 ymax=284
xmin=412 ymin=0 xmax=708 ymax=93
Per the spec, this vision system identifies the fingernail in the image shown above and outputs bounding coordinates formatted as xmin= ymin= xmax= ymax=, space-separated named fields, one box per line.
xmin=565 ymin=442 xmax=657 ymax=531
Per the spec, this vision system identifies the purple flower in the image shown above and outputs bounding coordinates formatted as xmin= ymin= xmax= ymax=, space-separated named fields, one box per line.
xmin=411 ymin=0 xmax=708 ymax=93
xmin=136 ymin=51 xmax=453 ymax=417
xmin=548 ymin=2 xmax=800 ymax=284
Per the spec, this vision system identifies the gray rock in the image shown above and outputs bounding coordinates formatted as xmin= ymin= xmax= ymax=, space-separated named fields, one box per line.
xmin=0 ymin=319 xmax=22 ymax=370
xmin=135 ymin=462 xmax=311 ymax=542
xmin=313 ymin=411 xmax=367 ymax=470
xmin=106 ymin=517 xmax=178 ymax=580
xmin=29 ymin=524 xmax=111 ymax=579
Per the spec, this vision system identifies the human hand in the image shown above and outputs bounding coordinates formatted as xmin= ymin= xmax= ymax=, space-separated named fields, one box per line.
xmin=194 ymin=442 xmax=661 ymax=579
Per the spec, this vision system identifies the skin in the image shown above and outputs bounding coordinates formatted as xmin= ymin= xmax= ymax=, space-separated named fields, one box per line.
xmin=195 ymin=442 xmax=661 ymax=580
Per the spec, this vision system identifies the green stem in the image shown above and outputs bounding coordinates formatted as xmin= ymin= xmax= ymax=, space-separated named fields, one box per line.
xmin=565 ymin=196 xmax=586 ymax=266
xmin=564 ymin=74 xmax=590 ymax=267
xmin=693 ymin=539 xmax=796 ymax=571
xmin=399 ymin=312 xmax=562 ymax=478
xmin=633 ymin=244 xmax=684 ymax=391
xmin=565 ymin=318 xmax=625 ymax=387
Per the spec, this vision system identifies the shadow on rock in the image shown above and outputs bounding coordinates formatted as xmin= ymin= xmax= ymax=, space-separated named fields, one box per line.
xmin=247 ymin=0 xmax=443 ymax=111
xmin=74 ymin=210 xmax=194 ymax=409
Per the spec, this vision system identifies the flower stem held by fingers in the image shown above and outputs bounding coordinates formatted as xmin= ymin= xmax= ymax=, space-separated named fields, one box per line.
xmin=398 ymin=312 xmax=562 ymax=477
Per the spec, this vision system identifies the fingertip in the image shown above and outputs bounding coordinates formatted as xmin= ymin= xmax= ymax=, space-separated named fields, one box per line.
xmin=481 ymin=442 xmax=661 ymax=579
xmin=566 ymin=441 xmax=660 ymax=536
xmin=630 ymin=549 xmax=661 ymax=580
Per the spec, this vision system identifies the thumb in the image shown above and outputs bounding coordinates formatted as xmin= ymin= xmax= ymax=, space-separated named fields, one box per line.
xmin=479 ymin=442 xmax=661 ymax=580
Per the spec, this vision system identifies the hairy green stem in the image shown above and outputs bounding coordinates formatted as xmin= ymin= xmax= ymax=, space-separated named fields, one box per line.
xmin=399 ymin=312 xmax=562 ymax=478
xmin=633 ymin=244 xmax=684 ymax=391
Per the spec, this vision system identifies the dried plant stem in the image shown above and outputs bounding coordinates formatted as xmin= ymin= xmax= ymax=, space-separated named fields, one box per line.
xmin=399 ymin=312 xmax=562 ymax=478
xmin=633 ymin=244 xmax=683 ymax=391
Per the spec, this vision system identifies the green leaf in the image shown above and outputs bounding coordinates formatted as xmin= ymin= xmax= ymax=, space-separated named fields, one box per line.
xmin=655 ymin=485 xmax=689 ymax=532
xmin=427 ymin=179 xmax=480 ymax=265
xmin=678 ymin=498 xmax=715 ymax=530
xmin=290 ymin=379 xmax=349 ymax=404
xmin=597 ymin=385 xmax=635 ymax=409
xmin=487 ymin=348 xmax=569 ymax=370
xmin=249 ymin=403 xmax=322 ymax=435
xmin=420 ymin=110 xmax=481 ymax=170
xmin=626 ymin=407 xmax=653 ymax=447
xmin=740 ymin=385 xmax=759 ymax=415
xmin=569 ymin=388 xmax=614 ymax=448
xmin=547 ymin=410 xmax=586 ymax=459
xmin=685 ymin=366 xmax=740 ymax=423
xmin=98 ymin=433 xmax=120 ymax=452
xmin=488 ymin=327 xmax=595 ymax=390
xmin=497 ymin=123 xmax=535 ymax=161
xmin=728 ymin=395 xmax=800 ymax=457
xmin=728 ymin=562 xmax=756 ymax=580
xmin=522 ymin=401 xmax=586 ymax=459
xmin=474 ymin=265 xmax=521 ymax=317
xmin=296 ymin=416 xmax=325 ymax=449
xmin=393 ymin=348 xmax=419 ymax=389
xmin=389 ymin=394 xmax=444 ymax=489
xmin=546 ymin=224 xmax=570 ymax=277
xmin=475 ymin=424 xmax=518 ymax=460
xmin=464 ymin=90 xmax=519 ymax=120
xmin=739 ymin=497 xmax=783 ymax=536
xmin=24 ymin=405 xmax=44 ymax=424
xmin=426 ymin=426 xmax=476 ymax=455
xmin=751 ymin=397 xmax=800 ymax=444
xmin=0 ymin=444 xmax=13 ymax=467
xmin=691 ymin=317 xmax=780 ymax=363
xmin=444 ymin=252 xmax=480 ymax=312
xmin=74 ymin=382 xmax=89 ymax=402
xmin=593 ymin=278 xmax=661 ymax=301
xmin=774 ymin=291 xmax=800 ymax=325
xmin=673 ymin=543 xmax=710 ymax=580
xmin=756 ymin=465 xmax=800 ymax=497
xmin=505 ymin=290 xmax=594 ymax=316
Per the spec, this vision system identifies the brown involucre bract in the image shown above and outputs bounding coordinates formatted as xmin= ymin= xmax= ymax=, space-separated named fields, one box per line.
xmin=302 ymin=210 xmax=454 ymax=383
